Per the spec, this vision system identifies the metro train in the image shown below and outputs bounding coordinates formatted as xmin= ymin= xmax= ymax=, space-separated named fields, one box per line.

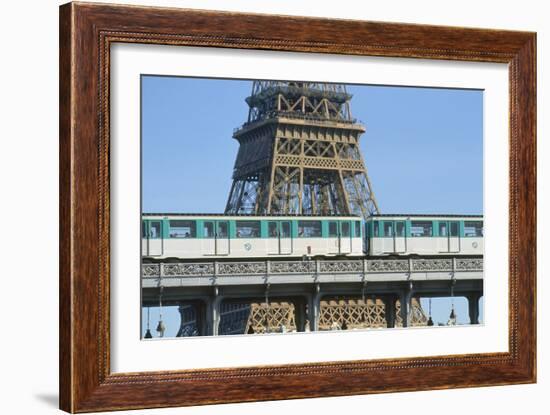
xmin=365 ymin=214 xmax=483 ymax=256
xmin=142 ymin=214 xmax=364 ymax=260
xmin=142 ymin=213 xmax=483 ymax=260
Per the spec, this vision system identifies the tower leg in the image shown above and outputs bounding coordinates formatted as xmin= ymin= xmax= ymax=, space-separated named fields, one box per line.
xmin=176 ymin=302 xmax=196 ymax=337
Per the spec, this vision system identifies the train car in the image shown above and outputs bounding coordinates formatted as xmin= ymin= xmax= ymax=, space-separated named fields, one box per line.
xmin=142 ymin=214 xmax=364 ymax=260
xmin=365 ymin=214 xmax=483 ymax=256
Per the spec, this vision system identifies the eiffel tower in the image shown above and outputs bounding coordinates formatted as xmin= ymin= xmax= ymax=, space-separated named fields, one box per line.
xmin=225 ymin=81 xmax=379 ymax=218
xmin=218 ymin=81 xmax=427 ymax=334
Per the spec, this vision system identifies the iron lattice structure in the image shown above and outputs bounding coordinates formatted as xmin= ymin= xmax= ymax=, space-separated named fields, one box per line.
xmin=174 ymin=298 xmax=429 ymax=336
xmin=318 ymin=298 xmax=427 ymax=330
xmin=318 ymin=298 xmax=387 ymax=330
xmin=245 ymin=302 xmax=297 ymax=334
xmin=176 ymin=304 xmax=199 ymax=337
xmin=225 ymin=81 xmax=379 ymax=218
xmin=395 ymin=298 xmax=429 ymax=327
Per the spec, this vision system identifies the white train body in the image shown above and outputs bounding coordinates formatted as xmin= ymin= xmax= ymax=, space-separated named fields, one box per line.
xmin=365 ymin=215 xmax=483 ymax=256
xmin=142 ymin=214 xmax=364 ymax=260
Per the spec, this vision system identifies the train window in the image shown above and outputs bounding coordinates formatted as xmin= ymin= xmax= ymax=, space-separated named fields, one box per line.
xmin=341 ymin=222 xmax=351 ymax=237
xmin=268 ymin=222 xmax=278 ymax=237
xmin=203 ymin=222 xmax=215 ymax=238
xmin=149 ymin=221 xmax=161 ymax=239
xmin=297 ymin=221 xmax=322 ymax=237
xmin=217 ymin=222 xmax=228 ymax=238
xmin=464 ymin=221 xmax=483 ymax=237
xmin=142 ymin=221 xmax=147 ymax=238
xmin=373 ymin=221 xmax=379 ymax=237
xmin=328 ymin=222 xmax=338 ymax=237
xmin=383 ymin=222 xmax=394 ymax=237
xmin=355 ymin=221 xmax=361 ymax=237
xmin=281 ymin=222 xmax=291 ymax=238
xmin=439 ymin=222 xmax=448 ymax=237
xmin=396 ymin=222 xmax=405 ymax=237
xmin=236 ymin=221 xmax=261 ymax=238
xmin=410 ymin=221 xmax=433 ymax=237
xmin=450 ymin=222 xmax=459 ymax=237
xmin=169 ymin=220 xmax=196 ymax=238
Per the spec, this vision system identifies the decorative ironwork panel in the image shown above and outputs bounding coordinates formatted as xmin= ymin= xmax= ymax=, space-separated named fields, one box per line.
xmin=412 ymin=259 xmax=453 ymax=272
xmin=367 ymin=259 xmax=409 ymax=272
xmin=162 ymin=263 xmax=214 ymax=277
xmin=218 ymin=262 xmax=267 ymax=275
xmin=142 ymin=263 xmax=161 ymax=277
xmin=142 ymin=258 xmax=482 ymax=278
xmin=456 ymin=258 xmax=484 ymax=271
xmin=269 ymin=261 xmax=316 ymax=274
xmin=319 ymin=260 xmax=363 ymax=273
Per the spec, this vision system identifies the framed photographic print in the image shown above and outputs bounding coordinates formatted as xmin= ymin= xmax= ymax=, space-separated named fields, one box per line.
xmin=59 ymin=2 xmax=536 ymax=412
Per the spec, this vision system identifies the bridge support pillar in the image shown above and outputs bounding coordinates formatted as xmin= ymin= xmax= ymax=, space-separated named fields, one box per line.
xmin=400 ymin=282 xmax=413 ymax=327
xmin=196 ymin=301 xmax=207 ymax=336
xmin=308 ymin=284 xmax=322 ymax=331
xmin=205 ymin=292 xmax=222 ymax=336
xmin=467 ymin=293 xmax=482 ymax=324
xmin=383 ymin=296 xmax=397 ymax=328
xmin=295 ymin=298 xmax=308 ymax=332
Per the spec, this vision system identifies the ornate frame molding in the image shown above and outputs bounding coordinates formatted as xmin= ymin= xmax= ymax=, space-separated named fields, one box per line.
xmin=60 ymin=2 xmax=536 ymax=412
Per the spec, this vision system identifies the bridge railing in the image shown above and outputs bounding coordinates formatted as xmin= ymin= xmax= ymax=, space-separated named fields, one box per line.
xmin=142 ymin=257 xmax=483 ymax=278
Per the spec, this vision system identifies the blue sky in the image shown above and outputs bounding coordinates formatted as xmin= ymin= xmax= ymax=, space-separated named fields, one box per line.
xmin=141 ymin=75 xmax=483 ymax=337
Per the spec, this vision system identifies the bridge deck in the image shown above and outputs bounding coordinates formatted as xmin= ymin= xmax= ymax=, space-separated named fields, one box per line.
xmin=141 ymin=257 xmax=484 ymax=332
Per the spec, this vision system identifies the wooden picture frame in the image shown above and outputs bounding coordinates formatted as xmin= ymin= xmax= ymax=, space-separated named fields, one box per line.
xmin=59 ymin=2 xmax=536 ymax=412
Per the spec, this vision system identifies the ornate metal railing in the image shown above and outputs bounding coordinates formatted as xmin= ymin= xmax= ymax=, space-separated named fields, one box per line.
xmin=142 ymin=257 xmax=483 ymax=278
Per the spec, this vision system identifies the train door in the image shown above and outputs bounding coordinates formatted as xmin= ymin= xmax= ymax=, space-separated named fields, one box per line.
xmin=339 ymin=221 xmax=352 ymax=254
xmin=267 ymin=221 xmax=292 ymax=255
xmin=142 ymin=221 xmax=147 ymax=256
xmin=267 ymin=221 xmax=279 ymax=255
xmin=394 ymin=221 xmax=406 ymax=253
xmin=279 ymin=221 xmax=292 ymax=254
xmin=202 ymin=221 xmax=216 ymax=255
xmin=215 ymin=221 xmax=230 ymax=255
xmin=147 ymin=220 xmax=163 ymax=256
xmin=438 ymin=221 xmax=460 ymax=253
xmin=382 ymin=221 xmax=394 ymax=253
xmin=438 ymin=221 xmax=450 ymax=253
xmin=352 ymin=220 xmax=362 ymax=254
xmin=448 ymin=221 xmax=460 ymax=252
xmin=328 ymin=221 xmax=339 ymax=254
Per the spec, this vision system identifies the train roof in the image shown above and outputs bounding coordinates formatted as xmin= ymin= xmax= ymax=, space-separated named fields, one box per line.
xmin=368 ymin=214 xmax=483 ymax=219
xmin=142 ymin=213 xmax=362 ymax=218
